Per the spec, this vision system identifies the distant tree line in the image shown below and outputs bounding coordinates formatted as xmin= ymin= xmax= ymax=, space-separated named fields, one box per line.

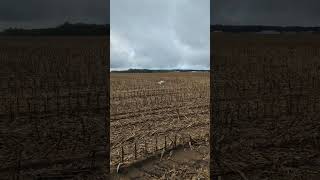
xmin=111 ymin=69 xmax=209 ymax=73
xmin=0 ymin=22 xmax=109 ymax=36
xmin=211 ymin=24 xmax=320 ymax=33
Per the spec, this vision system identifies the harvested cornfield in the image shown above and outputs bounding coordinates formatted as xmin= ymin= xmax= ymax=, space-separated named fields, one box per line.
xmin=0 ymin=37 xmax=109 ymax=179
xmin=211 ymin=32 xmax=320 ymax=179
xmin=110 ymin=72 xmax=210 ymax=179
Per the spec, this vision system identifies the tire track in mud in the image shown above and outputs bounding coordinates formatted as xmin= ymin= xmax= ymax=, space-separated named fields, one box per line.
xmin=111 ymin=141 xmax=209 ymax=180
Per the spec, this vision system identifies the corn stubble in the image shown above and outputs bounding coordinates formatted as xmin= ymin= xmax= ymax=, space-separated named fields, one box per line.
xmin=0 ymin=37 xmax=109 ymax=179
xmin=211 ymin=32 xmax=320 ymax=180
xmin=110 ymin=72 xmax=210 ymax=179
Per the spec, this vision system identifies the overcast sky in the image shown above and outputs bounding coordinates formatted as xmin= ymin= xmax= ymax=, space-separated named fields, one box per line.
xmin=212 ymin=0 xmax=320 ymax=26
xmin=0 ymin=0 xmax=109 ymax=30
xmin=2 ymin=0 xmax=319 ymax=29
xmin=111 ymin=0 xmax=210 ymax=70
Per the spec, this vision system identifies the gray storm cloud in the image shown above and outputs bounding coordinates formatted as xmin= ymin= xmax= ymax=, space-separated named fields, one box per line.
xmin=0 ymin=0 xmax=109 ymax=30
xmin=111 ymin=0 xmax=210 ymax=70
xmin=212 ymin=0 xmax=320 ymax=26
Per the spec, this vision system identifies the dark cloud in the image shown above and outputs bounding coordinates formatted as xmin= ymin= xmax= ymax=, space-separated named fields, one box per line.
xmin=0 ymin=0 xmax=109 ymax=30
xmin=212 ymin=0 xmax=320 ymax=26
xmin=111 ymin=0 xmax=210 ymax=70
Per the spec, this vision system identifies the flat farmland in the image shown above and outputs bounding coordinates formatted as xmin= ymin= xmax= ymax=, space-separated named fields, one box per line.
xmin=110 ymin=72 xmax=210 ymax=179
xmin=0 ymin=36 xmax=108 ymax=179
xmin=211 ymin=32 xmax=320 ymax=179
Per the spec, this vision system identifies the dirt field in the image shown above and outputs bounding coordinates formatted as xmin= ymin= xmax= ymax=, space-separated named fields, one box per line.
xmin=211 ymin=32 xmax=320 ymax=179
xmin=110 ymin=72 xmax=210 ymax=179
xmin=111 ymin=141 xmax=209 ymax=179
xmin=0 ymin=36 xmax=109 ymax=179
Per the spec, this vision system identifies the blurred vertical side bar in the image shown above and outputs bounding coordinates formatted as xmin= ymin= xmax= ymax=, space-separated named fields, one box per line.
xmin=0 ymin=1 xmax=110 ymax=180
